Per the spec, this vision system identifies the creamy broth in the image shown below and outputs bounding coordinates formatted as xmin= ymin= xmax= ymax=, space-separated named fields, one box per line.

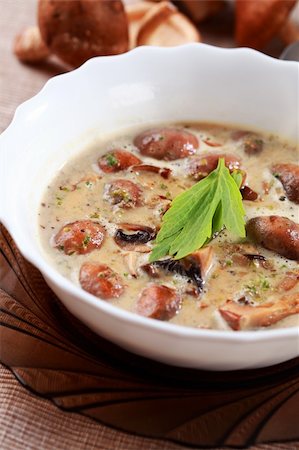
xmin=39 ymin=123 xmax=299 ymax=331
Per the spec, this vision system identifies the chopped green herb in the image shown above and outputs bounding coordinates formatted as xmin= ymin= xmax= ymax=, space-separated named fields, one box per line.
xmin=59 ymin=186 xmax=70 ymax=192
xmin=260 ymin=277 xmax=270 ymax=290
xmin=149 ymin=159 xmax=246 ymax=261
xmin=160 ymin=183 xmax=167 ymax=190
xmin=106 ymin=153 xmax=118 ymax=167
xmin=112 ymin=189 xmax=131 ymax=203
xmin=56 ymin=196 xmax=63 ymax=206
xmin=244 ymin=283 xmax=258 ymax=295
xmin=85 ymin=181 xmax=93 ymax=188
xmin=89 ymin=212 xmax=100 ymax=219
xmin=244 ymin=276 xmax=271 ymax=296
xmin=82 ymin=235 xmax=91 ymax=248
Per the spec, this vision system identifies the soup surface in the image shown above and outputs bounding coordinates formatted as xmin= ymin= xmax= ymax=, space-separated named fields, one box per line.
xmin=39 ymin=123 xmax=299 ymax=331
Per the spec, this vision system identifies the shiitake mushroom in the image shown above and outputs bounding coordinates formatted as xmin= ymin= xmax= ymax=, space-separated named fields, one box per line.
xmin=114 ymin=223 xmax=156 ymax=251
xmin=143 ymin=257 xmax=203 ymax=294
xmin=38 ymin=0 xmax=129 ymax=67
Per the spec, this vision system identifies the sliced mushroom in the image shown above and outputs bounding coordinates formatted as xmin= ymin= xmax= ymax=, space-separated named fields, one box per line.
xmin=59 ymin=172 xmax=100 ymax=193
xmin=104 ymin=179 xmax=142 ymax=209
xmin=276 ymin=271 xmax=299 ymax=292
xmin=219 ymin=243 xmax=271 ymax=269
xmin=54 ymin=220 xmax=105 ymax=255
xmin=232 ymin=242 xmax=262 ymax=254
xmin=235 ymin=0 xmax=297 ymax=50
xmin=240 ymin=253 xmax=273 ymax=270
xmin=114 ymin=223 xmax=156 ymax=252
xmin=142 ymin=262 xmax=161 ymax=278
xmin=240 ymin=185 xmax=258 ymax=201
xmin=123 ymin=252 xmax=139 ymax=277
xmin=242 ymin=134 xmax=264 ymax=155
xmin=189 ymin=153 xmax=242 ymax=180
xmin=187 ymin=247 xmax=214 ymax=280
xmin=14 ymin=26 xmax=50 ymax=63
xmin=136 ymin=1 xmax=200 ymax=47
xmin=142 ymin=249 xmax=211 ymax=295
xmin=272 ymin=163 xmax=299 ymax=204
xmin=134 ymin=127 xmax=198 ymax=161
xmin=231 ymin=130 xmax=264 ymax=156
xmin=98 ymin=150 xmax=141 ymax=174
xmin=79 ymin=262 xmax=124 ymax=300
xmin=130 ymin=164 xmax=171 ymax=179
xmin=230 ymin=253 xmax=257 ymax=267
xmin=243 ymin=253 xmax=266 ymax=262
xmin=145 ymin=195 xmax=171 ymax=216
xmin=38 ymin=0 xmax=129 ymax=67
xmin=219 ymin=294 xmax=299 ymax=330
xmin=143 ymin=258 xmax=198 ymax=282
xmin=203 ymin=139 xmax=222 ymax=147
xmin=136 ymin=284 xmax=181 ymax=320
xmin=246 ymin=216 xmax=299 ymax=261
xmin=76 ymin=173 xmax=101 ymax=188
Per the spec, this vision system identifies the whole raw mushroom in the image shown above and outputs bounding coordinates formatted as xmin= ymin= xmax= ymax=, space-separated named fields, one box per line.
xmin=38 ymin=0 xmax=129 ymax=67
xmin=235 ymin=0 xmax=297 ymax=49
xmin=14 ymin=26 xmax=50 ymax=63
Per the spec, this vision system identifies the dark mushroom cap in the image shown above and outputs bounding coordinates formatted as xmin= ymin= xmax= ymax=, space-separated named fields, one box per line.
xmin=114 ymin=223 xmax=156 ymax=251
xmin=38 ymin=0 xmax=129 ymax=67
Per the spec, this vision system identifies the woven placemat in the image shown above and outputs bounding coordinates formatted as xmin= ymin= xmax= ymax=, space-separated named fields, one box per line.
xmin=0 ymin=223 xmax=298 ymax=448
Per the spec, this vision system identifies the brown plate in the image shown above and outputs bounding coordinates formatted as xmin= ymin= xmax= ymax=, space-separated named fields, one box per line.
xmin=0 ymin=223 xmax=298 ymax=448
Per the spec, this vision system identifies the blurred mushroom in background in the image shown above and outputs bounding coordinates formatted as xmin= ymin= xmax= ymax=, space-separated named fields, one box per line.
xmin=38 ymin=0 xmax=129 ymax=67
xmin=13 ymin=0 xmax=299 ymax=68
xmin=235 ymin=0 xmax=298 ymax=50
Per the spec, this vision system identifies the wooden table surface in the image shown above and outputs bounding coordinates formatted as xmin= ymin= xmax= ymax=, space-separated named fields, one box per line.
xmin=0 ymin=1 xmax=298 ymax=449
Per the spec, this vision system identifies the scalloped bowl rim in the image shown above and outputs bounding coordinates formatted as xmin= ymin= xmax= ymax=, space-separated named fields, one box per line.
xmin=0 ymin=44 xmax=298 ymax=368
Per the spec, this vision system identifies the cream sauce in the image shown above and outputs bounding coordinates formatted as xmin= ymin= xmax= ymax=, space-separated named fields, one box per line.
xmin=39 ymin=123 xmax=299 ymax=330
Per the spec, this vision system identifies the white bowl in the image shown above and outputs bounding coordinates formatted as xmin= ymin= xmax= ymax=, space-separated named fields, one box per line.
xmin=0 ymin=44 xmax=298 ymax=371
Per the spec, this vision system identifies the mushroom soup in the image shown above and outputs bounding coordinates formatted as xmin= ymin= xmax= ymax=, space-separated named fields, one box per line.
xmin=39 ymin=123 xmax=299 ymax=331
